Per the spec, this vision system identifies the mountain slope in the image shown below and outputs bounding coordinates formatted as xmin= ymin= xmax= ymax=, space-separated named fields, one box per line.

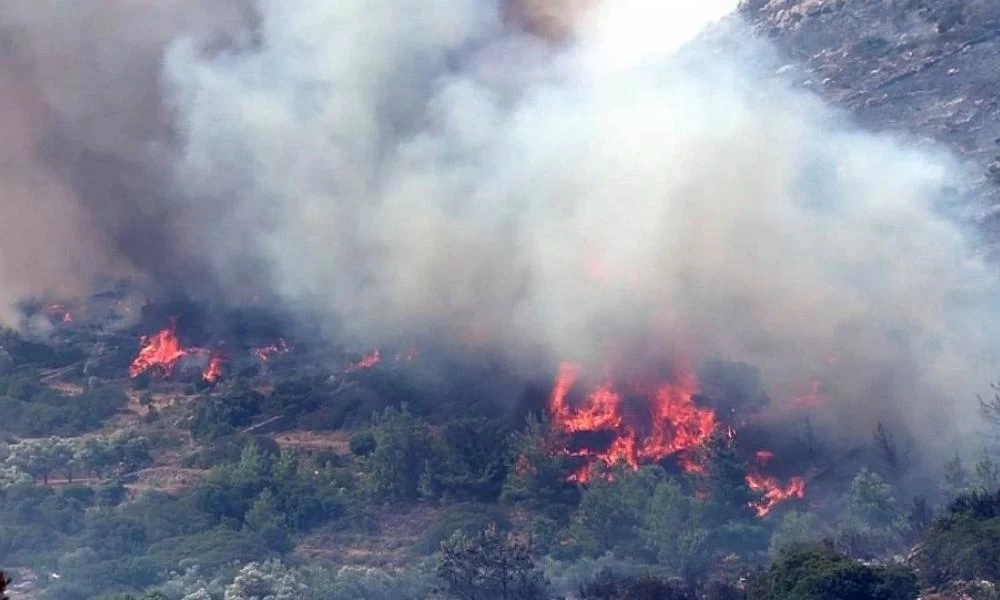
xmin=743 ymin=0 xmax=1000 ymax=225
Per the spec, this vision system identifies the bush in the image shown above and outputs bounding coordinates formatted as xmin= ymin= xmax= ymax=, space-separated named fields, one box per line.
xmin=578 ymin=569 xmax=695 ymax=600
xmin=916 ymin=489 xmax=1000 ymax=588
xmin=349 ymin=431 xmax=376 ymax=457
xmin=746 ymin=543 xmax=918 ymax=600
xmin=416 ymin=503 xmax=510 ymax=554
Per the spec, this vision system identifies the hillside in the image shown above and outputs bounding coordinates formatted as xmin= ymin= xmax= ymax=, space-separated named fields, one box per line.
xmin=743 ymin=0 xmax=1000 ymax=226
xmin=3 ymin=1 xmax=1000 ymax=600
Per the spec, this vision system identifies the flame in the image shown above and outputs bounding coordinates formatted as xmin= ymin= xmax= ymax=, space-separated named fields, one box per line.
xmin=346 ymin=346 xmax=417 ymax=372
xmin=129 ymin=323 xmax=188 ymax=378
xmin=746 ymin=473 xmax=807 ymax=517
xmin=792 ymin=379 xmax=827 ymax=408
xmin=46 ymin=304 xmax=74 ymax=323
xmin=130 ymin=319 xmax=228 ymax=383
xmin=253 ymin=338 xmax=292 ymax=362
xmin=745 ymin=450 xmax=806 ymax=516
xmin=348 ymin=349 xmax=382 ymax=371
xmin=203 ymin=351 xmax=225 ymax=383
xmin=549 ymin=360 xmax=715 ymax=482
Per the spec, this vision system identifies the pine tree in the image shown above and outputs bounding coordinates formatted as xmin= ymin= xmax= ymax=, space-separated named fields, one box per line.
xmin=974 ymin=451 xmax=1000 ymax=493
xmin=837 ymin=468 xmax=905 ymax=557
xmin=942 ymin=453 xmax=970 ymax=499
xmin=437 ymin=524 xmax=548 ymax=600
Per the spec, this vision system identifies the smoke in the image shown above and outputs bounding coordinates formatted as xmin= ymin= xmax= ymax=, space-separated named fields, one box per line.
xmin=159 ymin=0 xmax=1000 ymax=450
xmin=0 ymin=0 xmax=253 ymax=324
xmin=1 ymin=0 xmax=998 ymax=453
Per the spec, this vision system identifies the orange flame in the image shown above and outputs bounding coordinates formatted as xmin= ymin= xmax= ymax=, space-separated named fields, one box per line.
xmin=745 ymin=450 xmax=806 ymax=516
xmin=46 ymin=304 xmax=74 ymax=323
xmin=202 ymin=352 xmax=225 ymax=383
xmin=129 ymin=324 xmax=188 ymax=378
xmin=130 ymin=320 xmax=228 ymax=384
xmin=549 ymin=360 xmax=716 ymax=482
xmin=253 ymin=338 xmax=292 ymax=362
xmin=746 ymin=473 xmax=807 ymax=517
xmin=348 ymin=349 xmax=382 ymax=371
xmin=347 ymin=346 xmax=417 ymax=372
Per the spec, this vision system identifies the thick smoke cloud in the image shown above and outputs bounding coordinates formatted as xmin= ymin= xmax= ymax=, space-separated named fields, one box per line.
xmin=0 ymin=0 xmax=252 ymax=324
xmin=162 ymin=0 xmax=1000 ymax=450
xmin=1 ymin=0 xmax=998 ymax=454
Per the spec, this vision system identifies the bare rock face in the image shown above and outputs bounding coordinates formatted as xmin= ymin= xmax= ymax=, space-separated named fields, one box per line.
xmin=742 ymin=0 xmax=1000 ymax=225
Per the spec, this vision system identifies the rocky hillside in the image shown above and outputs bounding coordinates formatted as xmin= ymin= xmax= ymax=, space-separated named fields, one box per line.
xmin=742 ymin=0 xmax=1000 ymax=228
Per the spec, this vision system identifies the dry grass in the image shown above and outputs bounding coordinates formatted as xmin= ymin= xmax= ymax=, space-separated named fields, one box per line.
xmin=296 ymin=505 xmax=444 ymax=568
xmin=274 ymin=429 xmax=353 ymax=456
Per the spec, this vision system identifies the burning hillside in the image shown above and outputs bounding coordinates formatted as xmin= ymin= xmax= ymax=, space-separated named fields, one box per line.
xmin=129 ymin=320 xmax=228 ymax=383
xmin=547 ymin=358 xmax=807 ymax=515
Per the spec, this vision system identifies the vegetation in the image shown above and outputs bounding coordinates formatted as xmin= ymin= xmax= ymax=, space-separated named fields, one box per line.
xmin=747 ymin=543 xmax=919 ymax=600
xmin=0 ymin=327 xmax=998 ymax=600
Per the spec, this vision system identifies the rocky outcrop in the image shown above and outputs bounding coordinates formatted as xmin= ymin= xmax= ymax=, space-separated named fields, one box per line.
xmin=743 ymin=0 xmax=1000 ymax=225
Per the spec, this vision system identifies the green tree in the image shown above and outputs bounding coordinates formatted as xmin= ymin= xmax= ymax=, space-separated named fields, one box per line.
xmin=836 ymin=468 xmax=905 ymax=558
xmin=578 ymin=569 xmax=695 ymax=600
xmin=430 ymin=418 xmax=508 ymax=502
xmin=698 ymin=435 xmax=766 ymax=556
xmin=942 ymin=453 xmax=971 ymax=500
xmin=641 ymin=478 xmax=710 ymax=581
xmin=244 ymin=489 xmax=292 ymax=552
xmin=501 ymin=416 xmax=578 ymax=512
xmin=437 ymin=524 xmax=548 ymax=600
xmin=223 ymin=560 xmax=305 ymax=600
xmin=571 ymin=465 xmax=659 ymax=557
xmin=364 ymin=405 xmax=436 ymax=502
xmin=916 ymin=489 xmax=1000 ymax=588
xmin=747 ymin=543 xmax=918 ymax=600
xmin=769 ymin=510 xmax=823 ymax=558
xmin=974 ymin=452 xmax=1000 ymax=493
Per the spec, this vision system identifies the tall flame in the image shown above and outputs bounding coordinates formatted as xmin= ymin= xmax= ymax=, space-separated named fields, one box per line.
xmin=129 ymin=324 xmax=188 ymax=378
xmin=548 ymin=361 xmax=807 ymax=514
xmin=130 ymin=319 xmax=228 ymax=384
xmin=202 ymin=351 xmax=225 ymax=383
xmin=548 ymin=360 xmax=715 ymax=482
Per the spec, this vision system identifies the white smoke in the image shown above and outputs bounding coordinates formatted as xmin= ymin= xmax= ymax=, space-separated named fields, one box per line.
xmin=163 ymin=0 xmax=1000 ymax=450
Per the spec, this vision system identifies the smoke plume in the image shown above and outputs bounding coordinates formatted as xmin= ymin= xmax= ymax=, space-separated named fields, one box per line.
xmin=1 ymin=0 xmax=998 ymax=453
xmin=0 ymin=0 xmax=252 ymax=323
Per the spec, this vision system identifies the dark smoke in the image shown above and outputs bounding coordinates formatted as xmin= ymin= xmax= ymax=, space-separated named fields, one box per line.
xmin=0 ymin=0 xmax=255 ymax=323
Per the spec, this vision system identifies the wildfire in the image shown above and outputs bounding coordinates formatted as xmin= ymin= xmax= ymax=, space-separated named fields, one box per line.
xmin=346 ymin=346 xmax=417 ymax=372
xmin=129 ymin=319 xmax=227 ymax=384
xmin=46 ymin=304 xmax=74 ymax=324
xmin=746 ymin=473 xmax=807 ymax=517
xmin=547 ymin=361 xmax=807 ymax=514
xmin=348 ymin=349 xmax=382 ymax=371
xmin=129 ymin=324 xmax=188 ymax=378
xmin=253 ymin=338 xmax=292 ymax=362
xmin=203 ymin=351 xmax=225 ymax=383
xmin=745 ymin=449 xmax=807 ymax=517
xmin=548 ymin=360 xmax=716 ymax=482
